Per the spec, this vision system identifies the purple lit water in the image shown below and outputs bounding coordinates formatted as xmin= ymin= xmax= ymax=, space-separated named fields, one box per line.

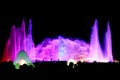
xmin=0 ymin=19 xmax=113 ymax=62
xmin=104 ymin=22 xmax=113 ymax=62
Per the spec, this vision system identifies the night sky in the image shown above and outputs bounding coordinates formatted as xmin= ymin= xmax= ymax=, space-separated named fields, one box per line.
xmin=0 ymin=4 xmax=120 ymax=60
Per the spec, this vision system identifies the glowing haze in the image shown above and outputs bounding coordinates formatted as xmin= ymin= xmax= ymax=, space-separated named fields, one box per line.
xmin=0 ymin=19 xmax=113 ymax=63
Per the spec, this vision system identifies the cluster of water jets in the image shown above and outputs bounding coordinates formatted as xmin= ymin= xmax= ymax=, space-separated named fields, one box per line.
xmin=0 ymin=19 xmax=115 ymax=68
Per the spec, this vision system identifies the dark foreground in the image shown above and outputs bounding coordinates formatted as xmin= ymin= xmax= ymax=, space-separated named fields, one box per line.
xmin=0 ymin=61 xmax=120 ymax=79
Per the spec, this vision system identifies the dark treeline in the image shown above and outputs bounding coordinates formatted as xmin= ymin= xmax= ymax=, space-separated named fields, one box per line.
xmin=0 ymin=61 xmax=119 ymax=79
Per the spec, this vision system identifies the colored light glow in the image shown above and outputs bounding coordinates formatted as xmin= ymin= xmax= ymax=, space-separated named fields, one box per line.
xmin=0 ymin=19 xmax=114 ymax=65
xmin=19 ymin=59 xmax=27 ymax=65
xmin=13 ymin=50 xmax=35 ymax=69
xmin=67 ymin=58 xmax=77 ymax=68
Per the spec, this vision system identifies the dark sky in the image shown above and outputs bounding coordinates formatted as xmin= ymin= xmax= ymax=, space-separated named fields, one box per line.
xmin=0 ymin=4 xmax=120 ymax=60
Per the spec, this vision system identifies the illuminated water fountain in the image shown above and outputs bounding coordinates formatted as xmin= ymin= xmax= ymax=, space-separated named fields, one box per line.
xmin=0 ymin=19 xmax=113 ymax=65
xmin=13 ymin=50 xmax=35 ymax=69
xmin=89 ymin=20 xmax=113 ymax=62
xmin=104 ymin=22 xmax=113 ymax=62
